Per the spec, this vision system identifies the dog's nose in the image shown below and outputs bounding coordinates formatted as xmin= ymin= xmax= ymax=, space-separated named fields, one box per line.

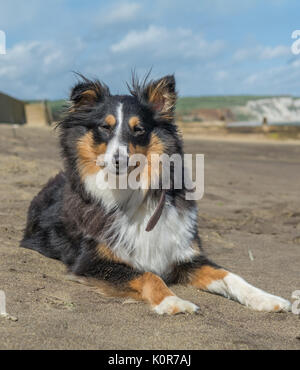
xmin=113 ymin=154 xmax=120 ymax=168
xmin=113 ymin=153 xmax=129 ymax=170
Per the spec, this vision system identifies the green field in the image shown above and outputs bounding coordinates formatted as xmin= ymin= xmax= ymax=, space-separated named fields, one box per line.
xmin=26 ymin=99 xmax=67 ymax=121
xmin=28 ymin=95 xmax=293 ymax=122
xmin=47 ymin=100 xmax=67 ymax=121
xmin=176 ymin=95 xmax=282 ymax=114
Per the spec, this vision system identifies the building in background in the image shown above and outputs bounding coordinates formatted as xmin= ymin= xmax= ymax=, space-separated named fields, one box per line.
xmin=24 ymin=100 xmax=52 ymax=126
xmin=0 ymin=91 xmax=26 ymax=124
xmin=0 ymin=92 xmax=53 ymax=125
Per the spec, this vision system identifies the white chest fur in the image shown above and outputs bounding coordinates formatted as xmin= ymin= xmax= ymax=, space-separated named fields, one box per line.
xmin=84 ymin=173 xmax=199 ymax=277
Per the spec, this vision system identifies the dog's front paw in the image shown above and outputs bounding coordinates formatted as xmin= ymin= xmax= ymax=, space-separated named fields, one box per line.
xmin=153 ymin=296 xmax=199 ymax=315
xmin=246 ymin=293 xmax=291 ymax=312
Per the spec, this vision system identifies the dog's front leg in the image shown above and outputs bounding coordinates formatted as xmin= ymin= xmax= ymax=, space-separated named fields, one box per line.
xmin=182 ymin=256 xmax=291 ymax=312
xmin=70 ymin=248 xmax=199 ymax=315
xmin=129 ymin=272 xmax=199 ymax=315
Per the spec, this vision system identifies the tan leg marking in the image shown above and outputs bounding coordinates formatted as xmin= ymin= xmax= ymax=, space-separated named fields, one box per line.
xmin=69 ymin=268 xmax=199 ymax=314
xmin=190 ymin=267 xmax=291 ymax=312
xmin=191 ymin=266 xmax=228 ymax=290
xmin=129 ymin=272 xmax=175 ymax=307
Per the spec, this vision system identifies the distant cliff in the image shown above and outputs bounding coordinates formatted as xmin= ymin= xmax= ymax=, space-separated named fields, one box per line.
xmin=232 ymin=97 xmax=300 ymax=123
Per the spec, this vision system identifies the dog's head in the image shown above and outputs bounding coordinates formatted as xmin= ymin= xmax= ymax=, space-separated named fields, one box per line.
xmin=59 ymin=74 xmax=182 ymax=197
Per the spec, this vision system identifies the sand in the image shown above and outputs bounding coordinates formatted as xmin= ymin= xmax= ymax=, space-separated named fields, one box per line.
xmin=0 ymin=124 xmax=299 ymax=350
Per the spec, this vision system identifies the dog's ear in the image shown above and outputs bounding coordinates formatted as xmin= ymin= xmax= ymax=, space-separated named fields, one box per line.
xmin=144 ymin=75 xmax=177 ymax=122
xmin=70 ymin=77 xmax=110 ymax=108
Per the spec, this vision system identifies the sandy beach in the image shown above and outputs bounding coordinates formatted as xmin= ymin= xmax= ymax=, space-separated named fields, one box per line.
xmin=0 ymin=124 xmax=299 ymax=350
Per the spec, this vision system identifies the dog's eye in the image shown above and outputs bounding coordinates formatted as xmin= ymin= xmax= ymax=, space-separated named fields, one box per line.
xmin=99 ymin=124 xmax=111 ymax=132
xmin=133 ymin=126 xmax=145 ymax=136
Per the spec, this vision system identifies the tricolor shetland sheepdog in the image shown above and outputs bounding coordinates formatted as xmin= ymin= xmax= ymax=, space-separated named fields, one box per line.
xmin=21 ymin=74 xmax=291 ymax=315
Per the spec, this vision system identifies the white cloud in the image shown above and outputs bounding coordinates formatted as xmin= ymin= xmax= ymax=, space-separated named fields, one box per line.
xmin=233 ymin=45 xmax=290 ymax=61
xmin=0 ymin=0 xmax=42 ymax=28
xmin=110 ymin=25 xmax=164 ymax=52
xmin=260 ymin=45 xmax=290 ymax=59
xmin=242 ymin=59 xmax=300 ymax=94
xmin=0 ymin=39 xmax=84 ymax=99
xmin=110 ymin=25 xmax=225 ymax=61
xmin=99 ymin=2 xmax=141 ymax=25
xmin=215 ymin=70 xmax=228 ymax=81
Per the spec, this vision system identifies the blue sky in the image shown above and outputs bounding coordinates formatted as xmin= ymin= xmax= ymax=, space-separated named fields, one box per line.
xmin=0 ymin=0 xmax=300 ymax=99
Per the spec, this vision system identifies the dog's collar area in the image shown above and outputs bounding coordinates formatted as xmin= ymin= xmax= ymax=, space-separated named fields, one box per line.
xmin=145 ymin=190 xmax=166 ymax=232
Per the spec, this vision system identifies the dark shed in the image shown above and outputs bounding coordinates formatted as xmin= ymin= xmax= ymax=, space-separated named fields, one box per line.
xmin=0 ymin=91 xmax=26 ymax=124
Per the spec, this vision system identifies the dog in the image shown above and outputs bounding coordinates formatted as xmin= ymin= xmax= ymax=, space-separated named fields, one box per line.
xmin=21 ymin=74 xmax=291 ymax=315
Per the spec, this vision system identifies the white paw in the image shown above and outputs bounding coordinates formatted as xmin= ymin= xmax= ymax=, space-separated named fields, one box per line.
xmin=246 ymin=293 xmax=291 ymax=312
xmin=154 ymin=296 xmax=199 ymax=315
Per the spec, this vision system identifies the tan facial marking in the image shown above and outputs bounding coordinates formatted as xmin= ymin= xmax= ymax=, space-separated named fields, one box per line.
xmin=104 ymin=114 xmax=116 ymax=127
xmin=129 ymin=142 xmax=146 ymax=156
xmin=147 ymin=133 xmax=164 ymax=156
xmin=128 ymin=133 xmax=164 ymax=157
xmin=77 ymin=132 xmax=107 ymax=178
xmin=129 ymin=133 xmax=164 ymax=194
xmin=144 ymin=133 xmax=164 ymax=193
xmin=130 ymin=272 xmax=175 ymax=307
xmin=191 ymin=266 xmax=228 ymax=290
xmin=128 ymin=116 xmax=140 ymax=130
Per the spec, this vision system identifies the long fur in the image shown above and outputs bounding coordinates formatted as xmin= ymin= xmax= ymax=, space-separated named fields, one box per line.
xmin=21 ymin=73 xmax=291 ymax=314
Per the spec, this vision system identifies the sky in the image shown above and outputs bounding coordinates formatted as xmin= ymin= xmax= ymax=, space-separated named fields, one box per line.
xmin=0 ymin=0 xmax=300 ymax=100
